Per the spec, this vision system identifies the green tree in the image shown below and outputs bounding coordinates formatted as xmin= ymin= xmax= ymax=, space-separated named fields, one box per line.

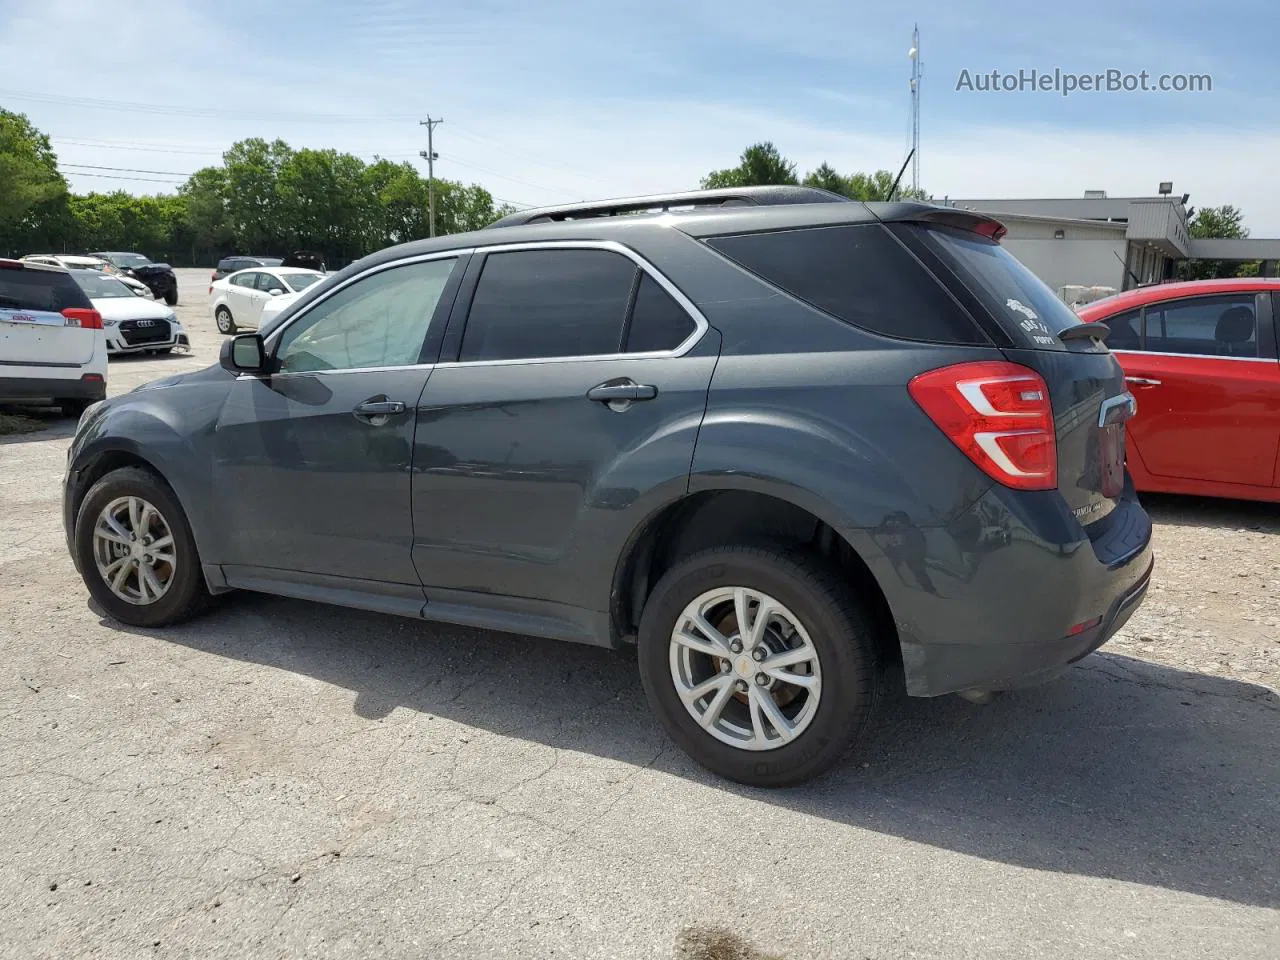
xmin=221 ymin=138 xmax=294 ymax=253
xmin=0 ymin=109 xmax=66 ymax=225
xmin=1181 ymin=204 xmax=1255 ymax=280
xmin=702 ymin=142 xmax=799 ymax=188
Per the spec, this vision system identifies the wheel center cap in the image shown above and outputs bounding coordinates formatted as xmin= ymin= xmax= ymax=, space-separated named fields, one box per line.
xmin=735 ymin=656 xmax=754 ymax=677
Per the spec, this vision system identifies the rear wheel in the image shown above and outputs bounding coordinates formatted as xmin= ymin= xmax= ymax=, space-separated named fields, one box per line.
xmin=74 ymin=467 xmax=210 ymax=627
xmin=637 ymin=545 xmax=883 ymax=787
xmin=58 ymin=398 xmax=92 ymax=418
xmin=214 ymin=306 xmax=236 ymax=335
xmin=148 ymin=347 xmax=173 ymax=356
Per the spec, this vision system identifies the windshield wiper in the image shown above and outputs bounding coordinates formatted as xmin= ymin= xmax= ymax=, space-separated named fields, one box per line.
xmin=1057 ymin=321 xmax=1110 ymax=343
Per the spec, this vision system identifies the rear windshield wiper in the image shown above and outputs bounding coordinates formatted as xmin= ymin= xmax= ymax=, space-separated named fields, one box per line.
xmin=1057 ymin=321 xmax=1110 ymax=343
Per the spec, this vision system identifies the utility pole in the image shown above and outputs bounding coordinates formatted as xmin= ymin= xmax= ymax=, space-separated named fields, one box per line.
xmin=419 ymin=116 xmax=444 ymax=237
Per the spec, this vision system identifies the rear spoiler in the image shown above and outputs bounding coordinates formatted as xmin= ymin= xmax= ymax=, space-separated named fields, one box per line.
xmin=866 ymin=201 xmax=1007 ymax=241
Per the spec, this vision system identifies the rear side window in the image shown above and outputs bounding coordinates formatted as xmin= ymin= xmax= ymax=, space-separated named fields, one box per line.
xmin=461 ymin=249 xmax=637 ymax=361
xmin=0 ymin=267 xmax=92 ymax=313
xmin=625 ymin=274 xmax=697 ymax=353
xmin=911 ymin=226 xmax=1083 ymax=350
xmin=1143 ymin=294 xmax=1257 ymax=357
xmin=705 ymin=223 xmax=986 ymax=344
xmin=1103 ymin=308 xmax=1141 ymax=350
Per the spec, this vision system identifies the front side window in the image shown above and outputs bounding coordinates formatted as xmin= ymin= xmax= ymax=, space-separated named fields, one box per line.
xmin=255 ymin=272 xmax=283 ymax=292
xmin=1143 ymin=294 xmax=1257 ymax=357
xmin=460 ymin=249 xmax=637 ymax=361
xmin=275 ymin=258 xmax=456 ymax=373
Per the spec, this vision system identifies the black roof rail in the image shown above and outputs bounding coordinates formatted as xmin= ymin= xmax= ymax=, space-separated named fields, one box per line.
xmin=485 ymin=185 xmax=850 ymax=228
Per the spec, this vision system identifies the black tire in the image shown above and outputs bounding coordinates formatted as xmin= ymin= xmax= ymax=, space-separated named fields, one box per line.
xmin=637 ymin=545 xmax=884 ymax=787
xmin=164 ymin=287 xmax=178 ymax=306
xmin=74 ymin=466 xmax=211 ymax=628
xmin=58 ymin=398 xmax=92 ymax=418
xmin=149 ymin=348 xmax=173 ymax=356
xmin=215 ymin=306 xmax=236 ymax=335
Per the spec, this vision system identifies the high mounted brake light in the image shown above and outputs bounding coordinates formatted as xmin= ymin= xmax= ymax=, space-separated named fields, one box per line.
xmin=908 ymin=360 xmax=1056 ymax=491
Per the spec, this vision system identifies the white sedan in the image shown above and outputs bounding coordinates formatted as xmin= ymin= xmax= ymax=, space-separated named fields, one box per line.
xmin=70 ymin=271 xmax=189 ymax=355
xmin=209 ymin=267 xmax=325 ymax=334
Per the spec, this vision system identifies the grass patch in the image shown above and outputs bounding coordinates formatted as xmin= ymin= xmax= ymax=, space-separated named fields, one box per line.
xmin=0 ymin=412 xmax=48 ymax=437
xmin=677 ymin=926 xmax=785 ymax=960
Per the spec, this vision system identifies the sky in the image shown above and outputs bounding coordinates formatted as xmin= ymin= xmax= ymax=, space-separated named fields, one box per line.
xmin=3 ymin=0 xmax=1279 ymax=231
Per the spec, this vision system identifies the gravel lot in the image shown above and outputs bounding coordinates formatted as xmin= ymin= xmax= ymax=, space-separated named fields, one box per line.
xmin=1 ymin=269 xmax=1277 ymax=959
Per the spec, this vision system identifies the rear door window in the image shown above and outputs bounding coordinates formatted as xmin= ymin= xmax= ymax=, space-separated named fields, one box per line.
xmin=460 ymin=249 xmax=637 ymax=361
xmin=908 ymin=225 xmax=1086 ymax=350
xmin=705 ymin=223 xmax=987 ymax=345
xmin=624 ymin=274 xmax=697 ymax=353
xmin=1143 ymin=294 xmax=1258 ymax=357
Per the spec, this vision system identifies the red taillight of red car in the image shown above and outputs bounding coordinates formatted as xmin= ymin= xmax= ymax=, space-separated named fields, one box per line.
xmin=908 ymin=360 xmax=1057 ymax=491
xmin=61 ymin=307 xmax=104 ymax=330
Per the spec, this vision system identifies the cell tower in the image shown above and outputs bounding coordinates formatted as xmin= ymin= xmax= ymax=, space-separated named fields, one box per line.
xmin=909 ymin=24 xmax=921 ymax=194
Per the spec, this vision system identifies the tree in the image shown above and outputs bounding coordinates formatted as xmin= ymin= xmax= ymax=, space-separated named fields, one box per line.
xmin=1181 ymin=204 xmax=1255 ymax=280
xmin=0 ymin=109 xmax=66 ymax=225
xmin=702 ymin=142 xmax=798 ymax=188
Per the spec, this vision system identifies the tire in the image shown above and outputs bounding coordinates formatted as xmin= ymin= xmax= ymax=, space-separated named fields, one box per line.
xmin=164 ymin=287 xmax=178 ymax=306
xmin=149 ymin=348 xmax=173 ymax=356
xmin=215 ymin=306 xmax=236 ymax=335
xmin=58 ymin=398 xmax=92 ymax=418
xmin=637 ymin=545 xmax=883 ymax=787
xmin=74 ymin=466 xmax=211 ymax=628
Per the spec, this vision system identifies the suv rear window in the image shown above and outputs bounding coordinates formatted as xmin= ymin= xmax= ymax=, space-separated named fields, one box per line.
xmin=908 ymin=226 xmax=1082 ymax=351
xmin=0 ymin=266 xmax=93 ymax=313
xmin=705 ymin=224 xmax=987 ymax=345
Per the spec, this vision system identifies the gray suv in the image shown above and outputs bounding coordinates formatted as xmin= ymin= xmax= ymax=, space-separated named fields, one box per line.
xmin=63 ymin=187 xmax=1153 ymax=786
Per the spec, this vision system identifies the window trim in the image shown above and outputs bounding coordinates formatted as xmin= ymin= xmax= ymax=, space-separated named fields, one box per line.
xmin=1107 ymin=291 xmax=1273 ymax=361
xmin=256 ymin=250 xmax=470 ymax=377
xmin=436 ymin=240 xmax=709 ymax=367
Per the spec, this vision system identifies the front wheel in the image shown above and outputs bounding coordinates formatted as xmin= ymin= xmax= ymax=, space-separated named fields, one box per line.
xmin=74 ymin=466 xmax=211 ymax=627
xmin=637 ymin=545 xmax=884 ymax=787
xmin=164 ymin=288 xmax=178 ymax=306
xmin=214 ymin=306 xmax=236 ymax=335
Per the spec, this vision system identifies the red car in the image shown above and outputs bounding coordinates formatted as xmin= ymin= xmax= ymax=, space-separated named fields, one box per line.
xmin=1078 ymin=278 xmax=1280 ymax=503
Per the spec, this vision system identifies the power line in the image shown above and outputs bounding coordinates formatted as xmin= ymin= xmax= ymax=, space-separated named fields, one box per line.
xmin=63 ymin=163 xmax=193 ymax=177
xmin=448 ymin=124 xmax=613 ymax=186
xmin=439 ymin=155 xmax=581 ymax=200
xmin=2 ymin=89 xmax=419 ymax=124
xmin=64 ymin=171 xmax=186 ymax=184
xmin=53 ymin=136 xmax=224 ymax=157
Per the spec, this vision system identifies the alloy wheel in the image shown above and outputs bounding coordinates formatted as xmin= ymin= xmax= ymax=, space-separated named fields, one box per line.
xmin=91 ymin=496 xmax=177 ymax=605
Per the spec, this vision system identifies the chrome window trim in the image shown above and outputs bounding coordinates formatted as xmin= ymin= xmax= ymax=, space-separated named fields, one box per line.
xmin=1110 ymin=349 xmax=1275 ymax=363
xmin=262 ymin=249 xmax=474 ymax=354
xmin=262 ymin=240 xmax=709 ymax=371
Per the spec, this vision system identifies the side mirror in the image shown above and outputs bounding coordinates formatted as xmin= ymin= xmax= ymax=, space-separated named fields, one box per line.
xmin=267 ymin=288 xmax=285 ymax=296
xmin=220 ymin=333 xmax=270 ymax=375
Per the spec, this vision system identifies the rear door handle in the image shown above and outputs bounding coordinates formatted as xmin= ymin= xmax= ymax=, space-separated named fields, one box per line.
xmin=586 ymin=380 xmax=658 ymax=403
xmin=353 ymin=397 xmax=407 ymax=424
xmin=1125 ymin=376 xmax=1162 ymax=387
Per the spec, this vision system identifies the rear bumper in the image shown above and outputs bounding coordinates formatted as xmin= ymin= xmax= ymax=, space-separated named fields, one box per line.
xmin=859 ymin=479 xmax=1155 ymax=698
xmin=0 ymin=374 xmax=106 ymax=402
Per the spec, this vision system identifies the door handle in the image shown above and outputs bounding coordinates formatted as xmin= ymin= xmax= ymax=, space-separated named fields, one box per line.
xmin=352 ymin=397 xmax=407 ymax=424
xmin=586 ymin=380 xmax=658 ymax=403
xmin=1125 ymin=376 xmax=1162 ymax=387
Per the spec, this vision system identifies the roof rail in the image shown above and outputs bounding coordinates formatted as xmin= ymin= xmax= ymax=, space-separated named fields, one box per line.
xmin=486 ymin=185 xmax=849 ymax=228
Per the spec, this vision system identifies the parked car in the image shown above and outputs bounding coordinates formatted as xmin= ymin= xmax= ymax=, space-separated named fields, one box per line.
xmin=91 ymin=252 xmax=178 ymax=305
xmin=1077 ymin=277 xmax=1280 ymax=503
xmin=21 ymin=255 xmax=154 ymax=299
xmin=212 ymin=255 xmax=284 ymax=282
xmin=209 ymin=267 xmax=326 ymax=334
xmin=62 ymin=187 xmax=1153 ymax=787
xmin=0 ymin=258 xmax=105 ymax=415
xmin=69 ymin=271 xmax=189 ymax=356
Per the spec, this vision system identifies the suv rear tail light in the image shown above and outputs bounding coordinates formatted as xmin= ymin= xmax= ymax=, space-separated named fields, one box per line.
xmin=908 ymin=361 xmax=1057 ymax=491
xmin=62 ymin=307 xmax=104 ymax=330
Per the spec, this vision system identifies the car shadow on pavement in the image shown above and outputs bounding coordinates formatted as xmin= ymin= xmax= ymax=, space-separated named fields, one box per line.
xmin=1141 ymin=492 xmax=1280 ymax=532
xmin=107 ymin=592 xmax=1280 ymax=910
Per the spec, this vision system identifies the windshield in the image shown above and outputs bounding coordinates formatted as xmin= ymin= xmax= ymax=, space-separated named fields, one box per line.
xmin=74 ymin=273 xmax=136 ymax=299
xmin=913 ymin=226 xmax=1084 ymax=350
xmin=104 ymin=253 xmax=152 ymax=269
xmin=284 ymin=273 xmax=323 ymax=293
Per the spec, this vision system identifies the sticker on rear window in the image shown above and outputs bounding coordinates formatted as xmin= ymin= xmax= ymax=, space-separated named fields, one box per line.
xmin=1007 ymin=298 xmax=1057 ymax=345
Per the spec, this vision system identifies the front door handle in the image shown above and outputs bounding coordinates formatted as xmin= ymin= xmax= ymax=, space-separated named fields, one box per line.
xmin=586 ymin=380 xmax=658 ymax=403
xmin=1125 ymin=376 xmax=1162 ymax=387
xmin=353 ymin=397 xmax=407 ymax=425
